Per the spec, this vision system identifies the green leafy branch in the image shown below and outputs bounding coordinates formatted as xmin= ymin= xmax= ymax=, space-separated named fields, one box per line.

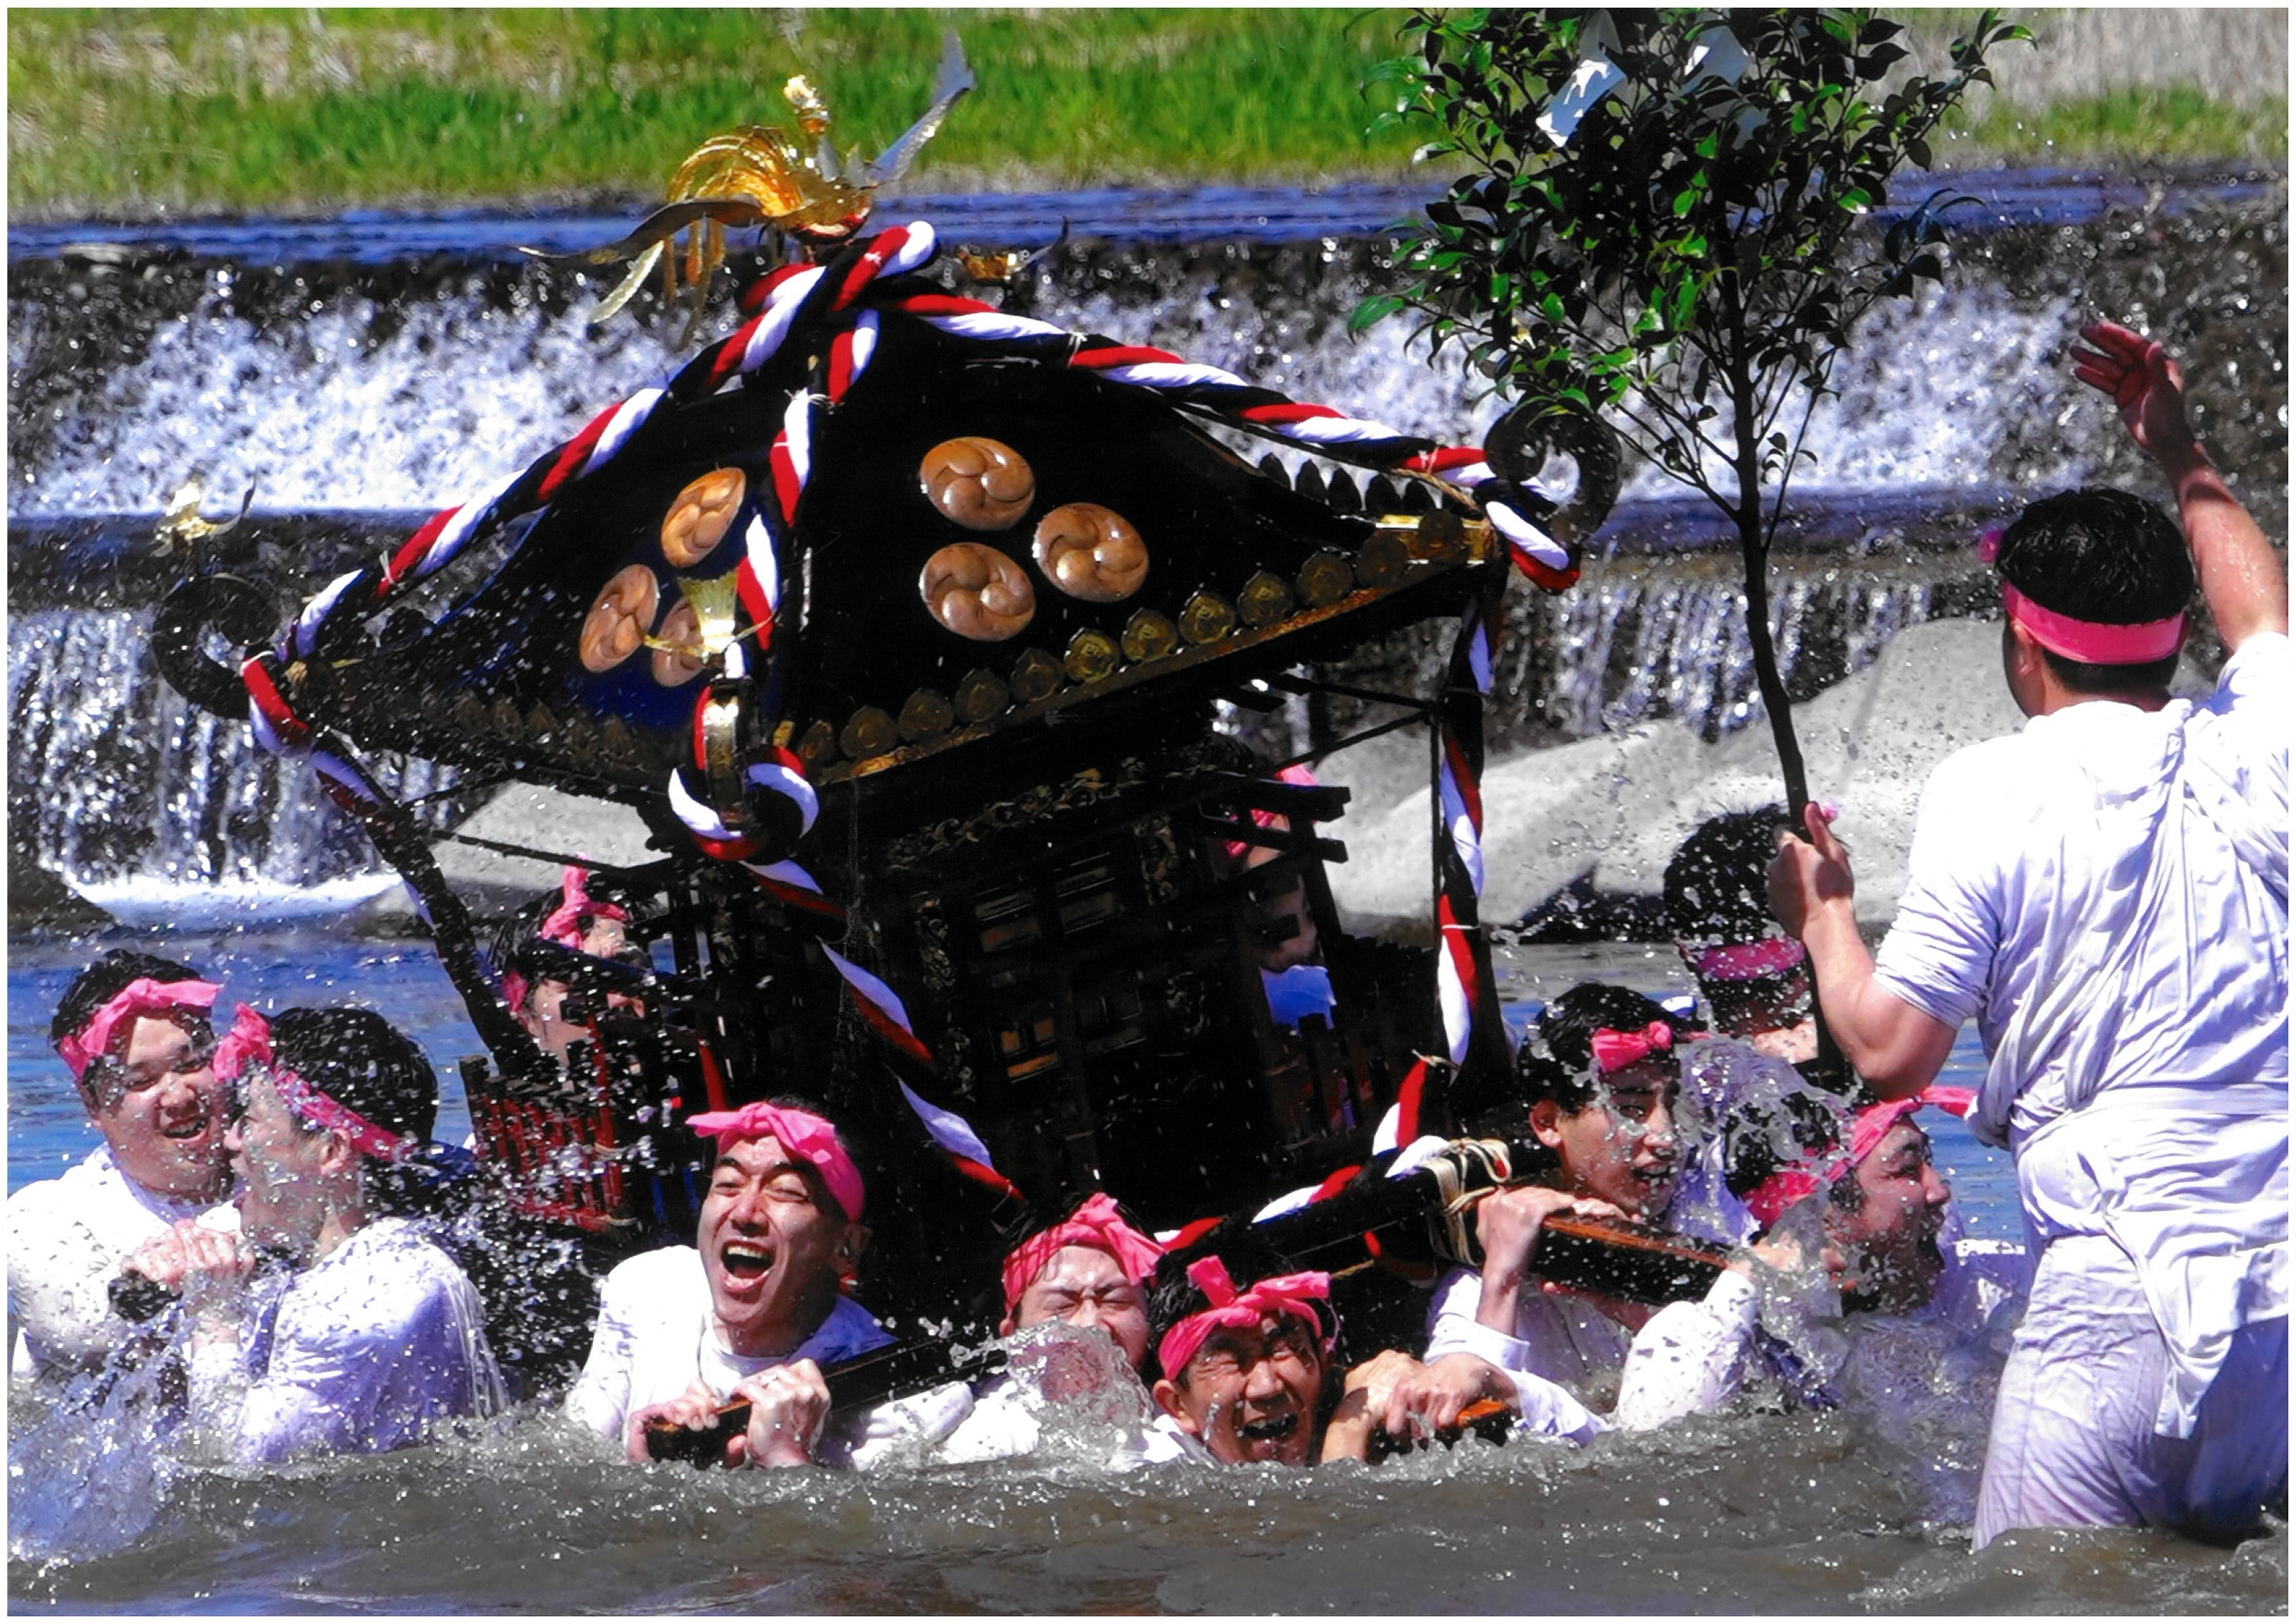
xmin=1360 ymin=7 xmax=2029 ymax=811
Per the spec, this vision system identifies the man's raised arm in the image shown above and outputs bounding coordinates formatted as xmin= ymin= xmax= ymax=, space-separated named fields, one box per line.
xmin=2071 ymin=320 xmax=2288 ymax=651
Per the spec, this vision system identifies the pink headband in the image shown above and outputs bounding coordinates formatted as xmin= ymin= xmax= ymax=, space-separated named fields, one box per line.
xmin=1225 ymin=764 xmax=1321 ymax=862
xmin=212 ymin=1003 xmax=272 ymax=1083
xmin=1743 ymin=1085 xmax=1975 ymax=1226
xmin=266 ymin=1063 xmax=412 ymax=1165
xmin=541 ymin=864 xmax=629 ymax=948
xmin=1156 ymin=1255 xmax=1333 ymax=1381
xmin=1848 ymin=1084 xmax=1975 ymax=1168
xmin=1984 ymin=524 xmax=2186 ymax=663
xmin=685 ymin=1101 xmax=865 ymax=1221
xmin=1693 ymin=936 xmax=1808 ymax=984
xmin=1589 ymin=1021 xmax=1674 ymax=1074
xmin=1000 ymin=1192 xmax=1164 ymax=1312
xmin=57 ymin=977 xmax=220 ymax=1081
xmin=2003 ymin=581 xmax=2184 ymax=665
xmin=504 ymin=866 xmax=632 ymax=1014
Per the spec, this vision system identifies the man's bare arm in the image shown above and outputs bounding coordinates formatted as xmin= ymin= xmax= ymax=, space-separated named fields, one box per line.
xmin=1767 ymin=805 xmax=1957 ymax=1098
xmin=2071 ymin=320 xmax=2288 ymax=651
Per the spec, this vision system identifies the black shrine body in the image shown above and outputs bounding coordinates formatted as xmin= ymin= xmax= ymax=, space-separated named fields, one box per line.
xmin=151 ymin=225 xmax=1616 ymax=1380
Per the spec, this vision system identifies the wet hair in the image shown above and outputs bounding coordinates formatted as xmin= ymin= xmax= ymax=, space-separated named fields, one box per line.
xmin=1147 ymin=1229 xmax=1330 ymax=1386
xmin=1522 ymin=982 xmax=1702 ymax=1115
xmin=268 ymin=1007 xmax=440 ymax=1213
xmin=1996 ymin=487 xmax=2193 ymax=692
xmin=1664 ymin=807 xmax=1793 ymax=954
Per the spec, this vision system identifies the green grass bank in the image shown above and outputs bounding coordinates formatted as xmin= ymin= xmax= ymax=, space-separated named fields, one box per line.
xmin=9 ymin=8 xmax=2286 ymax=220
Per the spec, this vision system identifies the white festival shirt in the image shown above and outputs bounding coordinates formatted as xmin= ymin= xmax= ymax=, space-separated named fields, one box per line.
xmin=186 ymin=1214 xmax=505 ymax=1463
xmin=1422 ymin=1259 xmax=1767 ymax=1440
xmin=7 ymin=1145 xmax=236 ymax=1380
xmin=564 ymin=1244 xmax=894 ymax=1461
xmin=1871 ymin=632 xmax=2289 ymax=1434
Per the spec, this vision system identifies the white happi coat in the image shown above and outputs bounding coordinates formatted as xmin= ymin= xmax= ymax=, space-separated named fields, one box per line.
xmin=1873 ymin=633 xmax=2287 ymax=1433
xmin=564 ymin=1244 xmax=893 ymax=1461
xmin=187 ymin=1215 xmax=505 ymax=1462
xmin=1874 ymin=632 xmax=2287 ymax=1542
xmin=8 ymin=1145 xmax=236 ymax=1380
xmin=1422 ymin=1258 xmax=1769 ymax=1441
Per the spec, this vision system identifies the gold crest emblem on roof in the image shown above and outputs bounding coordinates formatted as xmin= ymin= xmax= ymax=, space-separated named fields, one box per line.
xmin=530 ymin=32 xmax=974 ymax=331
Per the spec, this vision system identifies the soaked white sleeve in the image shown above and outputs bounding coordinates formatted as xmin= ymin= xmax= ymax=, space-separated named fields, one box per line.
xmin=2189 ymin=631 xmax=2290 ymax=891
xmin=1419 ymin=1266 xmax=1485 ymax=1354
xmin=1424 ymin=1325 xmax=1607 ymax=1445
xmin=230 ymin=1371 xmax=340 ymax=1465
xmin=1611 ymin=1271 xmax=1760 ymax=1431
xmin=231 ymin=1267 xmax=479 ymax=1464
xmin=1138 ymin=1412 xmax=1216 ymax=1466
xmin=564 ymin=1263 xmax=645 ymax=1443
xmin=1870 ymin=749 xmax=2007 ymax=1030
xmin=4 ymin=1196 xmax=122 ymax=1376
xmin=821 ymin=1380 xmax=977 ymax=1471
xmin=183 ymin=1326 xmax=252 ymax=1446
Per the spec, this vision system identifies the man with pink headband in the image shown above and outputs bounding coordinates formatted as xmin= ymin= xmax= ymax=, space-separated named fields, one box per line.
xmin=1745 ymin=1087 xmax=2028 ymax=1331
xmin=122 ymin=1006 xmax=505 ymax=1460
xmin=879 ymin=1193 xmax=1174 ymax=1469
xmin=494 ymin=864 xmax=647 ymax=1065
xmin=1413 ymin=983 xmax=1810 ymax=1443
xmin=566 ymin=1098 xmax=892 ymax=1468
xmin=1658 ymin=809 xmax=1853 ymax=1247
xmin=1771 ymin=322 xmax=2287 ymax=1547
xmin=9 ymin=949 xmax=236 ymax=1380
xmin=999 ymin=1192 xmax=1162 ymax=1371
xmin=1141 ymin=1230 xmax=1423 ymax=1467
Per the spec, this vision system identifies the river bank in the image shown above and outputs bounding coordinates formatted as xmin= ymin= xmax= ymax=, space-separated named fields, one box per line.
xmin=10 ymin=9 xmax=2287 ymax=219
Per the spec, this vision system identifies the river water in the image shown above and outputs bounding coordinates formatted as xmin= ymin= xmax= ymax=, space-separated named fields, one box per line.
xmin=7 ymin=934 xmax=2284 ymax=1613
xmin=8 ymin=174 xmax=2288 ymax=1609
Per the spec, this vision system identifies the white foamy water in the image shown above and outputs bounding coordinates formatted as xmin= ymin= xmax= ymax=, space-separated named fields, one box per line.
xmin=63 ymin=872 xmax=402 ymax=929
xmin=20 ymin=274 xmax=689 ymax=514
xmin=18 ymin=249 xmax=2087 ymax=519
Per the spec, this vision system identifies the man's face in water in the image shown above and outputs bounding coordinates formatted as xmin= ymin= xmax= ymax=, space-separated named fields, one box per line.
xmin=1825 ymin=1120 xmax=1951 ymax=1311
xmin=1533 ymin=1058 xmax=1680 ymax=1222
xmin=227 ymin=1069 xmax=335 ymax=1252
xmin=86 ymin=1012 xmax=234 ymax=1204
xmin=1004 ymin=1244 xmax=1152 ymax=1371
xmin=1152 ymin=1310 xmax=1326 ymax=1466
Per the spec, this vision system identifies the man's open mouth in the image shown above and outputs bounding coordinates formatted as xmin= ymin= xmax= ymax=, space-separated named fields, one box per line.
xmin=720 ymin=1240 xmax=775 ymax=1283
xmin=160 ymin=1114 xmax=213 ymax=1142
xmin=1235 ymin=1412 xmax=1299 ymax=1445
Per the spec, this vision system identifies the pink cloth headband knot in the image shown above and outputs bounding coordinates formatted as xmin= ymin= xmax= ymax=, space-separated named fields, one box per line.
xmin=1848 ymin=1084 xmax=1975 ymax=1169
xmin=57 ymin=977 xmax=221 ymax=1082
xmin=1589 ymin=1021 xmax=1675 ymax=1074
xmin=1743 ymin=1084 xmax=1976 ymax=1227
xmin=541 ymin=864 xmax=629 ymax=949
xmin=1000 ymin=1192 xmax=1164 ymax=1311
xmin=1692 ymin=936 xmax=1808 ymax=985
xmin=1156 ymin=1255 xmax=1333 ymax=1381
xmin=504 ymin=865 xmax=632 ymax=1014
xmin=685 ymin=1101 xmax=865 ymax=1221
xmin=2001 ymin=581 xmax=2185 ymax=666
xmin=212 ymin=1003 xmax=273 ymax=1084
